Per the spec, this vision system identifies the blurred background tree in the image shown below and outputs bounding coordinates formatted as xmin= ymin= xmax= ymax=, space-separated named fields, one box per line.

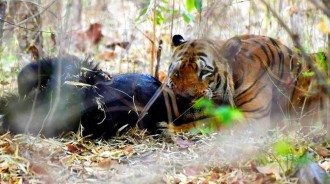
xmin=0 ymin=0 xmax=329 ymax=93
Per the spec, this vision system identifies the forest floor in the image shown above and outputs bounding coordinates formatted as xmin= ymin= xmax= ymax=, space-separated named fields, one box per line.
xmin=0 ymin=122 xmax=329 ymax=183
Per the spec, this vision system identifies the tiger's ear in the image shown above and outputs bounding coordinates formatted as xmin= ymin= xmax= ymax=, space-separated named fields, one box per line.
xmin=221 ymin=37 xmax=242 ymax=61
xmin=172 ymin=34 xmax=185 ymax=47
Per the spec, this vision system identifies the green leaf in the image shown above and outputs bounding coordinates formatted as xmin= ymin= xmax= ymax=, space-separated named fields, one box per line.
xmin=193 ymin=98 xmax=213 ymax=108
xmin=158 ymin=5 xmax=171 ymax=13
xmin=316 ymin=52 xmax=327 ymax=71
xmin=172 ymin=10 xmax=179 ymax=15
xmin=195 ymin=0 xmax=202 ymax=13
xmin=193 ymin=98 xmax=214 ymax=115
xmin=295 ymin=154 xmax=312 ymax=167
xmin=182 ymin=13 xmax=193 ymax=23
xmin=214 ymin=107 xmax=242 ymax=127
xmin=156 ymin=11 xmax=166 ymax=25
xmin=135 ymin=8 xmax=148 ymax=22
xmin=186 ymin=0 xmax=195 ymax=13
xmin=273 ymin=140 xmax=294 ymax=156
xmin=317 ymin=52 xmax=326 ymax=62
xmin=302 ymin=71 xmax=315 ymax=77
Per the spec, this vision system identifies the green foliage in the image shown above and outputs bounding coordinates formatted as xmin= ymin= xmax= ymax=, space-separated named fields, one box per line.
xmin=193 ymin=97 xmax=214 ymax=114
xmin=194 ymin=0 xmax=202 ymax=13
xmin=135 ymin=0 xmax=203 ymax=25
xmin=1 ymin=53 xmax=17 ymax=66
xmin=191 ymin=98 xmax=243 ymax=134
xmin=270 ymin=139 xmax=312 ymax=175
xmin=254 ymin=139 xmax=312 ymax=178
xmin=186 ymin=0 xmax=202 ymax=13
xmin=214 ymin=107 xmax=242 ymax=127
xmin=186 ymin=0 xmax=195 ymax=13
xmin=273 ymin=140 xmax=294 ymax=156
xmin=182 ymin=12 xmax=194 ymax=23
xmin=315 ymin=51 xmax=328 ymax=74
xmin=0 ymin=53 xmax=18 ymax=86
xmin=302 ymin=71 xmax=315 ymax=77
xmin=135 ymin=1 xmax=174 ymax=25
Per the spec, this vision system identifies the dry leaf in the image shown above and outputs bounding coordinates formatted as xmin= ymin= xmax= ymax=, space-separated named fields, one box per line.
xmin=97 ymin=51 xmax=116 ymax=61
xmin=30 ymin=162 xmax=48 ymax=175
xmin=125 ymin=145 xmax=133 ymax=152
xmin=256 ymin=163 xmax=281 ymax=180
xmin=315 ymin=146 xmax=330 ymax=157
xmin=98 ymin=158 xmax=116 ymax=169
xmin=61 ymin=154 xmax=77 ymax=165
xmin=183 ymin=165 xmax=204 ymax=176
xmin=66 ymin=144 xmax=79 ymax=152
xmin=174 ymin=138 xmax=194 ymax=149
xmin=254 ymin=173 xmax=276 ymax=184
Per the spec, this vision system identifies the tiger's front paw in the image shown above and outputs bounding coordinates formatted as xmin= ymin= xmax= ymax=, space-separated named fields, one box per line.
xmin=157 ymin=121 xmax=201 ymax=137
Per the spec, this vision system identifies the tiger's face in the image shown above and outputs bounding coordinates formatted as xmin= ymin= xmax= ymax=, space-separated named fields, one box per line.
xmin=167 ymin=35 xmax=242 ymax=105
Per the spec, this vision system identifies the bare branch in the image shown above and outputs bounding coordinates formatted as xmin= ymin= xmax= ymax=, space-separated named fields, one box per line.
xmin=5 ymin=0 xmax=57 ymax=30
xmin=260 ymin=0 xmax=330 ymax=95
xmin=309 ymin=0 xmax=330 ymax=17
xmin=155 ymin=39 xmax=163 ymax=80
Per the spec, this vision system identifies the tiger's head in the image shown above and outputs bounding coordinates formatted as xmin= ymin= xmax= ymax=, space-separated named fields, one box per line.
xmin=166 ymin=35 xmax=242 ymax=106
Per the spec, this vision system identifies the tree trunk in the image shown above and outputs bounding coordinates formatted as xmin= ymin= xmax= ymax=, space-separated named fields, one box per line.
xmin=322 ymin=0 xmax=330 ymax=9
xmin=0 ymin=1 xmax=7 ymax=48
xmin=8 ymin=0 xmax=43 ymax=60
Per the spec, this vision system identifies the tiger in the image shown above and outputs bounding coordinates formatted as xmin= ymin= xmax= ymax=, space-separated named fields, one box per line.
xmin=166 ymin=34 xmax=328 ymax=132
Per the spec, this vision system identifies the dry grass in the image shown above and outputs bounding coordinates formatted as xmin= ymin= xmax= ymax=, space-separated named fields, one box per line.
xmin=0 ymin=122 xmax=329 ymax=183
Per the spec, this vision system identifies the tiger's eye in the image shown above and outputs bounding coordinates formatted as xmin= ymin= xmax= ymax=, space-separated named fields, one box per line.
xmin=174 ymin=71 xmax=180 ymax=78
xmin=200 ymin=70 xmax=209 ymax=76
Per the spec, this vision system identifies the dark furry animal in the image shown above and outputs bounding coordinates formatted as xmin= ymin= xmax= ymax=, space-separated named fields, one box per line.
xmin=0 ymin=56 xmax=200 ymax=138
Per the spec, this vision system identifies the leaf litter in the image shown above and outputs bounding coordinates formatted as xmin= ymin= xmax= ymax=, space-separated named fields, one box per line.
xmin=0 ymin=121 xmax=329 ymax=183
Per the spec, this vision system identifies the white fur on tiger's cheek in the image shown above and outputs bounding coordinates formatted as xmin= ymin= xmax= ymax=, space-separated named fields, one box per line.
xmin=201 ymin=72 xmax=212 ymax=80
xmin=166 ymin=79 xmax=173 ymax=88
xmin=204 ymin=89 xmax=213 ymax=98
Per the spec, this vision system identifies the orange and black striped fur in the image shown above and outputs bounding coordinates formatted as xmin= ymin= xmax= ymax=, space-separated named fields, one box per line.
xmin=166 ymin=34 xmax=328 ymax=132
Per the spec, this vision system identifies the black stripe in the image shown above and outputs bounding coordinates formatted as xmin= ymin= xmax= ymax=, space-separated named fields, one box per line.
xmin=236 ymin=84 xmax=268 ymax=107
xmin=223 ymin=73 xmax=228 ymax=96
xmin=197 ymin=52 xmax=207 ymax=57
xmin=235 ymin=79 xmax=259 ymax=102
xmin=248 ymin=102 xmax=272 ymax=119
xmin=205 ymin=65 xmax=213 ymax=70
xmin=242 ymin=101 xmax=271 ymax=114
xmin=241 ymin=105 xmax=265 ymax=113
xmin=269 ymin=38 xmax=285 ymax=79
xmin=177 ymin=51 xmax=184 ymax=57
xmin=215 ymin=74 xmax=222 ymax=89
xmin=264 ymin=41 xmax=275 ymax=69
xmin=234 ymin=75 xmax=244 ymax=90
xmin=290 ymin=63 xmax=302 ymax=103
xmin=234 ymin=60 xmax=267 ymax=103
xmin=200 ymin=57 xmax=206 ymax=63
xmin=252 ymin=40 xmax=271 ymax=66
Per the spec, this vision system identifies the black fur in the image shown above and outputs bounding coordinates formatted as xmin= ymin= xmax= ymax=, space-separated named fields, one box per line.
xmin=1 ymin=56 xmax=201 ymax=139
xmin=172 ymin=34 xmax=185 ymax=47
